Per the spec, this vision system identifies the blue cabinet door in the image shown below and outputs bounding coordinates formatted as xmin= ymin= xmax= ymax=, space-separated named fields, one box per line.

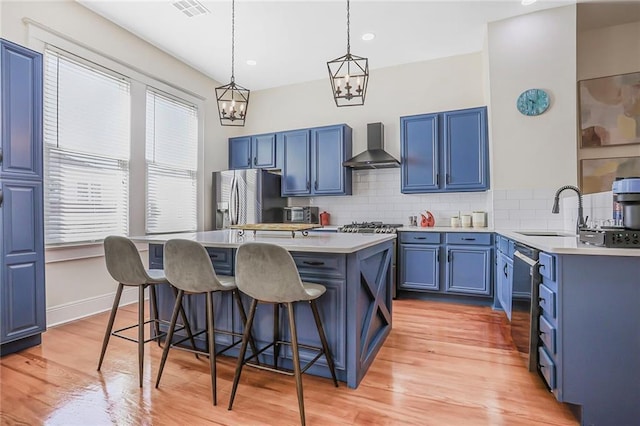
xmin=0 ymin=39 xmax=43 ymax=180
xmin=445 ymin=245 xmax=491 ymax=296
xmin=0 ymin=180 xmax=45 ymax=343
xmin=281 ymin=130 xmax=311 ymax=196
xmin=442 ymin=107 xmax=488 ymax=191
xmin=399 ymin=244 xmax=440 ymax=291
xmin=311 ymin=125 xmax=352 ymax=195
xmin=496 ymin=251 xmax=513 ymax=320
xmin=400 ymin=114 xmax=439 ymax=193
xmin=229 ymin=136 xmax=252 ymax=169
xmin=251 ymin=133 xmax=276 ymax=169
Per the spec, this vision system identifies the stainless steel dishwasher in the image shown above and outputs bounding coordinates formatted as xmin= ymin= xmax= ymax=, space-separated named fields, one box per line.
xmin=512 ymin=243 xmax=541 ymax=372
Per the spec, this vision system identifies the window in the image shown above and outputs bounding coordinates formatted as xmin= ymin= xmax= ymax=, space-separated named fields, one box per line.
xmin=43 ymin=48 xmax=131 ymax=245
xmin=145 ymin=90 xmax=198 ymax=233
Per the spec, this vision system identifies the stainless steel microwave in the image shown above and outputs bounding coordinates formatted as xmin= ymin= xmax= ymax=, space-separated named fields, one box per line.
xmin=283 ymin=207 xmax=319 ymax=224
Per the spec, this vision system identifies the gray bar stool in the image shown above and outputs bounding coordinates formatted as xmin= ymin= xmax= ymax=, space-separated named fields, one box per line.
xmin=228 ymin=242 xmax=338 ymax=426
xmin=156 ymin=239 xmax=259 ymax=406
xmin=98 ymin=235 xmax=197 ymax=387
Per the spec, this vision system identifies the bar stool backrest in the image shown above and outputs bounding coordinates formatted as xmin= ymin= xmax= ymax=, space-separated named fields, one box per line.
xmin=235 ymin=242 xmax=308 ymax=303
xmin=104 ymin=236 xmax=151 ymax=285
xmin=164 ymin=239 xmax=225 ymax=293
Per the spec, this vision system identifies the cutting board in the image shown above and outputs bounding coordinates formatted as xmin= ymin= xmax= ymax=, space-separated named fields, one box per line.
xmin=230 ymin=223 xmax=322 ymax=237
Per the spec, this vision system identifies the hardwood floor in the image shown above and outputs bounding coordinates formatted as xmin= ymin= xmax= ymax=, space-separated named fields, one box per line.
xmin=0 ymin=300 xmax=577 ymax=425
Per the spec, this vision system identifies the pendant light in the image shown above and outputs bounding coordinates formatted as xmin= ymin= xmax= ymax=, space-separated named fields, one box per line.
xmin=327 ymin=0 xmax=369 ymax=107
xmin=216 ymin=0 xmax=249 ymax=126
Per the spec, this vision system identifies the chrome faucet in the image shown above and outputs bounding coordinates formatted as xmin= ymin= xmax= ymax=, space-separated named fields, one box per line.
xmin=552 ymin=185 xmax=585 ymax=234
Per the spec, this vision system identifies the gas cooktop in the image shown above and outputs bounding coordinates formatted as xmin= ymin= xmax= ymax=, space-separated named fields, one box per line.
xmin=339 ymin=222 xmax=403 ymax=233
xmin=579 ymin=227 xmax=640 ymax=248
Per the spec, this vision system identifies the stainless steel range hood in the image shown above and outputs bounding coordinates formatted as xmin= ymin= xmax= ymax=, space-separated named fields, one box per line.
xmin=343 ymin=122 xmax=400 ymax=169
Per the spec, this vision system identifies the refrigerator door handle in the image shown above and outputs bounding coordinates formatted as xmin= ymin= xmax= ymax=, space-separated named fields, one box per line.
xmin=230 ymin=175 xmax=239 ymax=225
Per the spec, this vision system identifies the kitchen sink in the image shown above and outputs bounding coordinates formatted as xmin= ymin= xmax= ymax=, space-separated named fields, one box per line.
xmin=515 ymin=231 xmax=575 ymax=237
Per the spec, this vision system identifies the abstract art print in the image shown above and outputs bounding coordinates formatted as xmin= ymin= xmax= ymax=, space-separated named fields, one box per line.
xmin=579 ymin=71 xmax=640 ymax=148
xmin=580 ymin=157 xmax=640 ymax=194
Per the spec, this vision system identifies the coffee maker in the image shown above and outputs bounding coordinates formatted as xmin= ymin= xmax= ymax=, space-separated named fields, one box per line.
xmin=579 ymin=177 xmax=640 ymax=248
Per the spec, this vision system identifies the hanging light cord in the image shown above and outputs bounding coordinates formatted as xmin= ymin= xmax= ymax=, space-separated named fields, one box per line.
xmin=231 ymin=0 xmax=235 ymax=83
xmin=346 ymin=0 xmax=350 ymax=54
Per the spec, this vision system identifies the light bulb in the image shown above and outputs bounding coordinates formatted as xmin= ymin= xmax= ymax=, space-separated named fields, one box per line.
xmin=222 ymin=102 xmax=227 ymax=110
xmin=345 ymin=74 xmax=350 ymax=83
xmin=240 ymin=104 xmax=244 ymax=111
xmin=336 ymin=78 xmax=341 ymax=88
xmin=357 ymin=77 xmax=361 ymax=87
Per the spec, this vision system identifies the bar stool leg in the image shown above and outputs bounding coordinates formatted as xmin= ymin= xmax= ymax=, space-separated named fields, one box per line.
xmin=287 ymin=302 xmax=306 ymax=426
xmin=98 ymin=283 xmax=124 ymax=371
xmin=149 ymin=285 xmax=161 ymax=347
xmin=155 ymin=289 xmax=184 ymax=388
xmin=173 ymin=286 xmax=199 ymax=357
xmin=309 ymin=300 xmax=339 ymax=387
xmin=228 ymin=298 xmax=258 ymax=411
xmin=138 ymin=285 xmax=146 ymax=387
xmin=273 ymin=303 xmax=280 ymax=370
xmin=233 ymin=290 xmax=260 ymax=365
xmin=206 ymin=291 xmax=217 ymax=405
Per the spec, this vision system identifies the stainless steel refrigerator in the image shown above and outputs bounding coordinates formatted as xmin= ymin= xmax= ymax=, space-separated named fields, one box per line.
xmin=212 ymin=169 xmax=285 ymax=229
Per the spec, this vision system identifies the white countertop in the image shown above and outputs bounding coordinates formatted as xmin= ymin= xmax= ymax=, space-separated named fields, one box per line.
xmin=498 ymin=230 xmax=640 ymax=257
xmin=130 ymin=230 xmax=395 ymax=254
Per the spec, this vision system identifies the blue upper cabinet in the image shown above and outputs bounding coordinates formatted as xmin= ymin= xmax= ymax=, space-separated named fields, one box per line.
xmin=281 ymin=124 xmax=352 ymax=197
xmin=400 ymin=106 xmax=489 ymax=193
xmin=311 ymin=125 xmax=352 ymax=195
xmin=281 ymin=129 xmax=311 ymax=196
xmin=228 ymin=133 xmax=276 ymax=170
xmin=0 ymin=39 xmax=43 ymax=181
xmin=442 ymin=107 xmax=489 ymax=191
xmin=228 ymin=136 xmax=251 ymax=169
xmin=400 ymin=113 xmax=439 ymax=193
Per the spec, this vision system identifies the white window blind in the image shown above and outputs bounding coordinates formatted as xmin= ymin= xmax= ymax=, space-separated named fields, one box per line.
xmin=43 ymin=48 xmax=131 ymax=244
xmin=145 ymin=89 xmax=198 ymax=233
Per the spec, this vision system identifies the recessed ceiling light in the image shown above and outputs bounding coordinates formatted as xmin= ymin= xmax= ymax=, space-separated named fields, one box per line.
xmin=246 ymin=60 xmax=257 ymax=66
xmin=521 ymin=0 xmax=537 ymax=5
xmin=172 ymin=0 xmax=210 ymax=17
xmin=362 ymin=33 xmax=375 ymax=41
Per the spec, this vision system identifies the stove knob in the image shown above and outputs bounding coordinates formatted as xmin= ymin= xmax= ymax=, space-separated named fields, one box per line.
xmin=374 ymin=228 xmax=380 ymax=233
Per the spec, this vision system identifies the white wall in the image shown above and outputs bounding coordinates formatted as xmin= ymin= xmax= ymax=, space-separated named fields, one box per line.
xmin=1 ymin=0 xmax=227 ymax=324
xmin=487 ymin=5 xmax=577 ymax=190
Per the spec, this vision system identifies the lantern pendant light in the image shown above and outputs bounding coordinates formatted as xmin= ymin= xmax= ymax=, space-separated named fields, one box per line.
xmin=216 ymin=0 xmax=250 ymax=126
xmin=327 ymin=0 xmax=369 ymax=107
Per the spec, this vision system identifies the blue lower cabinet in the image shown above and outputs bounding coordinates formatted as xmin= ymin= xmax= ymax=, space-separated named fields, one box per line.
xmin=1 ymin=180 xmax=45 ymax=353
xmin=445 ymin=246 xmax=492 ymax=296
xmin=399 ymin=244 xmax=439 ymax=291
xmin=496 ymin=251 xmax=513 ymax=319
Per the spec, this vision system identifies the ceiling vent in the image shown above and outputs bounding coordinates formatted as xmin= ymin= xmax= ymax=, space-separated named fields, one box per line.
xmin=172 ymin=0 xmax=211 ymax=18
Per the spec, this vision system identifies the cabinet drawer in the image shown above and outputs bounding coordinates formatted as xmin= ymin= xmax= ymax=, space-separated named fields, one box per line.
xmin=293 ymin=253 xmax=346 ymax=279
xmin=539 ymin=315 xmax=556 ymax=354
xmin=538 ymin=284 xmax=556 ymax=319
xmin=508 ymin=240 xmax=515 ymax=258
xmin=400 ymin=232 xmax=440 ymax=244
xmin=538 ymin=346 xmax=556 ymax=389
xmin=206 ymin=248 xmax=233 ymax=275
xmin=539 ymin=252 xmax=555 ymax=281
xmin=445 ymin=233 xmax=491 ymax=245
xmin=497 ymin=235 xmax=508 ymax=253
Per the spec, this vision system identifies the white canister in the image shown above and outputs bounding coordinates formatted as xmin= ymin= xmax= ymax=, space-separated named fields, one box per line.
xmin=472 ymin=211 xmax=486 ymax=228
xmin=450 ymin=217 xmax=460 ymax=228
xmin=461 ymin=214 xmax=472 ymax=228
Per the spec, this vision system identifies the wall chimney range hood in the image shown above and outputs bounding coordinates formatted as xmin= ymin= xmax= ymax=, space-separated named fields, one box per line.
xmin=343 ymin=122 xmax=400 ymax=169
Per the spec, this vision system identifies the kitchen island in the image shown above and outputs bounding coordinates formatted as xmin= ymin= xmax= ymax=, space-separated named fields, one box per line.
xmin=498 ymin=231 xmax=640 ymax=426
xmin=132 ymin=230 xmax=396 ymax=389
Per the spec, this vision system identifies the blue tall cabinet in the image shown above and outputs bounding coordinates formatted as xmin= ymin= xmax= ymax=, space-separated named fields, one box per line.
xmin=0 ymin=39 xmax=46 ymax=355
xmin=400 ymin=106 xmax=489 ymax=193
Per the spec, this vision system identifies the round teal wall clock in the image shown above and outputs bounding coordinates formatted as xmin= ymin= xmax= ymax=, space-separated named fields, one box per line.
xmin=516 ymin=88 xmax=550 ymax=116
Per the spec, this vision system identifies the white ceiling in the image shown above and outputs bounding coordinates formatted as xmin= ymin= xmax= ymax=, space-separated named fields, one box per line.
xmin=78 ymin=0 xmax=580 ymax=91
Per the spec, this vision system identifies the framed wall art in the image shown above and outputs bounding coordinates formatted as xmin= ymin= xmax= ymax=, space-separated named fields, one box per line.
xmin=579 ymin=71 xmax=640 ymax=148
xmin=580 ymin=156 xmax=640 ymax=194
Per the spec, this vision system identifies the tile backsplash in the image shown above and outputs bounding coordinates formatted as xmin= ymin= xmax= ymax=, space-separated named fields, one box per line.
xmin=289 ymin=168 xmax=490 ymax=226
xmin=288 ymin=168 xmax=613 ymax=231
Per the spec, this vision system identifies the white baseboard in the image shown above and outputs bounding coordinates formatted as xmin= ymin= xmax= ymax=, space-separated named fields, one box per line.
xmin=46 ymin=287 xmax=141 ymax=327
